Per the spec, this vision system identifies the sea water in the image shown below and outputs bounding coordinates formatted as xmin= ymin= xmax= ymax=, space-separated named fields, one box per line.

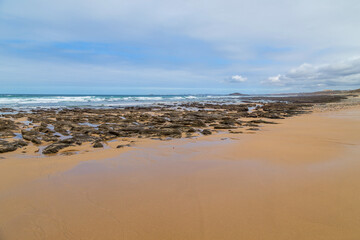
xmin=0 ymin=94 xmax=248 ymax=110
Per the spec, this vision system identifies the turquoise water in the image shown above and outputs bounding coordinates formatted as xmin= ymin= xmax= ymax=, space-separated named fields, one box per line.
xmin=0 ymin=94 xmax=246 ymax=109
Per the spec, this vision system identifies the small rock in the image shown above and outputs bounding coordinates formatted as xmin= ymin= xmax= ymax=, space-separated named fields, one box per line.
xmin=116 ymin=144 xmax=130 ymax=148
xmin=202 ymin=129 xmax=212 ymax=135
xmin=31 ymin=138 xmax=42 ymax=145
xmin=93 ymin=142 xmax=104 ymax=148
xmin=187 ymin=128 xmax=196 ymax=133
xmin=43 ymin=143 xmax=71 ymax=154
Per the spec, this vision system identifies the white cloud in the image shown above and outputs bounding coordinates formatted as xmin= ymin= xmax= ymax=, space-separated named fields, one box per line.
xmin=223 ymin=75 xmax=247 ymax=83
xmin=264 ymin=57 xmax=360 ymax=88
xmin=231 ymin=75 xmax=247 ymax=82
xmin=268 ymin=75 xmax=281 ymax=83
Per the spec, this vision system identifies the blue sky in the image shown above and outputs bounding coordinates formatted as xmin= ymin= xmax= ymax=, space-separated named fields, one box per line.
xmin=1 ymin=0 xmax=360 ymax=94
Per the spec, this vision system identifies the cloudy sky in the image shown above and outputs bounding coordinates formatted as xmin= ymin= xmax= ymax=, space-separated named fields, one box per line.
xmin=1 ymin=0 xmax=360 ymax=94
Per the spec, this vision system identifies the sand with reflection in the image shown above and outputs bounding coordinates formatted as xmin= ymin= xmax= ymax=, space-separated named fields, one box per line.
xmin=1 ymin=107 xmax=360 ymax=239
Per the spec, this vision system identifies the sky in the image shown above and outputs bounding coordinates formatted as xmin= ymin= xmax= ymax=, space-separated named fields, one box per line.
xmin=1 ymin=0 xmax=360 ymax=94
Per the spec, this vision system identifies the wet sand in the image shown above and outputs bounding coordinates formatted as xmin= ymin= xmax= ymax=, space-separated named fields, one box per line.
xmin=1 ymin=107 xmax=360 ymax=239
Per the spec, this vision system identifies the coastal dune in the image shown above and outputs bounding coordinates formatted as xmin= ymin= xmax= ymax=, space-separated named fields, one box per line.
xmin=0 ymin=107 xmax=360 ymax=239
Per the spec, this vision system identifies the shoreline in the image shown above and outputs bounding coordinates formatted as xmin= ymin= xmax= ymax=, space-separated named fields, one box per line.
xmin=1 ymin=93 xmax=359 ymax=157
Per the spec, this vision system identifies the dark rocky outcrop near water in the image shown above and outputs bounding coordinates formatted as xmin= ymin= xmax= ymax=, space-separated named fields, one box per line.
xmin=43 ymin=142 xmax=73 ymax=154
xmin=0 ymin=140 xmax=28 ymax=153
xmin=0 ymin=92 xmax=355 ymax=155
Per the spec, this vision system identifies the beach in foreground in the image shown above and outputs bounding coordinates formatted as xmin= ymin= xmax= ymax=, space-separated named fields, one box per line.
xmin=1 ymin=102 xmax=360 ymax=239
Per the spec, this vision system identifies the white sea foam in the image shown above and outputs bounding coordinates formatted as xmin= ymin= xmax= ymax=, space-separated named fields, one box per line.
xmin=169 ymin=97 xmax=184 ymax=100
xmin=185 ymin=96 xmax=197 ymax=99
xmin=0 ymin=96 xmax=99 ymax=104
xmin=122 ymin=97 xmax=164 ymax=101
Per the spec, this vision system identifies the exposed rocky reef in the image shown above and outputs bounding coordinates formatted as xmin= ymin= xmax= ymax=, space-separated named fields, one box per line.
xmin=0 ymin=93 xmax=357 ymax=155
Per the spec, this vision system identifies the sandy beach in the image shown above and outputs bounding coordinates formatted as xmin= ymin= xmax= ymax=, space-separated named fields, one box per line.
xmin=0 ymin=104 xmax=360 ymax=240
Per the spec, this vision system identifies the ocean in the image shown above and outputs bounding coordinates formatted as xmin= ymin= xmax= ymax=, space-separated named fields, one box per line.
xmin=0 ymin=94 xmax=246 ymax=110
